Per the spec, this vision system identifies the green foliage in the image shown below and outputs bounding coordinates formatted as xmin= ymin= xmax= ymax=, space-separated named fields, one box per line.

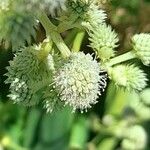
xmin=0 ymin=10 xmax=37 ymax=50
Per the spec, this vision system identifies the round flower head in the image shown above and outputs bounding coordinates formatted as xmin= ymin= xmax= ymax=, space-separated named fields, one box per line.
xmin=109 ymin=64 xmax=147 ymax=91
xmin=5 ymin=46 xmax=54 ymax=106
xmin=89 ymin=24 xmax=119 ymax=61
xmin=121 ymin=125 xmax=147 ymax=150
xmin=132 ymin=33 xmax=150 ymax=66
xmin=54 ymin=52 xmax=107 ymax=112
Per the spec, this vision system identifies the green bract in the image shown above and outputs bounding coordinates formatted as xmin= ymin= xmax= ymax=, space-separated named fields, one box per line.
xmin=109 ymin=64 xmax=147 ymax=91
xmin=43 ymin=86 xmax=62 ymax=113
xmin=132 ymin=33 xmax=150 ymax=66
xmin=54 ymin=52 xmax=107 ymax=112
xmin=89 ymin=24 xmax=119 ymax=61
xmin=5 ymin=46 xmax=54 ymax=106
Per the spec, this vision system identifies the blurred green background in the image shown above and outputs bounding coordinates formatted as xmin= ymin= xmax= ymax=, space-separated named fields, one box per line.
xmin=0 ymin=0 xmax=150 ymax=150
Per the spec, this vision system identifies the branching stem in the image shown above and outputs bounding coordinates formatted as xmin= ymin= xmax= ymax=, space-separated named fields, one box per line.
xmin=38 ymin=12 xmax=71 ymax=58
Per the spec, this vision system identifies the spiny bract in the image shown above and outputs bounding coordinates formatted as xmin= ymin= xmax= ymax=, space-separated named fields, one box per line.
xmin=132 ymin=33 xmax=150 ymax=66
xmin=5 ymin=46 xmax=54 ymax=106
xmin=43 ymin=86 xmax=62 ymax=113
xmin=109 ymin=64 xmax=147 ymax=91
xmin=89 ymin=23 xmax=119 ymax=61
xmin=54 ymin=52 xmax=107 ymax=112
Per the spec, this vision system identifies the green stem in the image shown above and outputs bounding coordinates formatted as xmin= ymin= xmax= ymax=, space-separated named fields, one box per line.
xmin=38 ymin=12 xmax=57 ymax=34
xmin=69 ymin=116 xmax=89 ymax=149
xmin=57 ymin=13 xmax=79 ymax=33
xmin=106 ymin=51 xmax=136 ymax=67
xmin=51 ymin=32 xmax=71 ymax=58
xmin=97 ymin=137 xmax=118 ymax=150
xmin=38 ymin=12 xmax=71 ymax=58
xmin=72 ymin=30 xmax=85 ymax=52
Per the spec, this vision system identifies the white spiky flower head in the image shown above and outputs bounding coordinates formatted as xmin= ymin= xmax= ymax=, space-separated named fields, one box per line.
xmin=121 ymin=125 xmax=147 ymax=150
xmin=67 ymin=0 xmax=106 ymax=29
xmin=82 ymin=3 xmax=106 ymax=29
xmin=54 ymin=52 xmax=107 ymax=112
xmin=5 ymin=45 xmax=54 ymax=106
xmin=89 ymin=24 xmax=119 ymax=61
xmin=108 ymin=64 xmax=147 ymax=91
xmin=132 ymin=33 xmax=150 ymax=66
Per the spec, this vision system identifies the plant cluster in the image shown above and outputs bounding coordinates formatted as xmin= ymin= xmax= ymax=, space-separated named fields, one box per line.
xmin=0 ymin=0 xmax=149 ymax=113
xmin=0 ymin=0 xmax=150 ymax=150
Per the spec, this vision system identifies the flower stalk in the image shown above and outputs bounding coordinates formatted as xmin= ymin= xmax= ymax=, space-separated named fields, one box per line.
xmin=106 ymin=51 xmax=136 ymax=67
xmin=38 ymin=12 xmax=71 ymax=58
xmin=72 ymin=30 xmax=85 ymax=52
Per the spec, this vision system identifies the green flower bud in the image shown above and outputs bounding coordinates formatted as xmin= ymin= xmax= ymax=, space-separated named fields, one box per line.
xmin=121 ymin=125 xmax=147 ymax=150
xmin=0 ymin=10 xmax=37 ymax=50
xmin=89 ymin=24 xmax=119 ymax=61
xmin=54 ymin=52 xmax=107 ymax=112
xmin=5 ymin=46 xmax=54 ymax=106
xmin=132 ymin=33 xmax=150 ymax=66
xmin=109 ymin=64 xmax=147 ymax=91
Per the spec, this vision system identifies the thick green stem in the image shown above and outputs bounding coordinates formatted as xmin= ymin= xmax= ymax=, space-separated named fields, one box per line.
xmin=38 ymin=12 xmax=57 ymax=34
xmin=72 ymin=30 xmax=85 ymax=52
xmin=51 ymin=32 xmax=71 ymax=58
xmin=69 ymin=116 xmax=89 ymax=149
xmin=106 ymin=51 xmax=136 ymax=67
xmin=38 ymin=12 xmax=71 ymax=58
